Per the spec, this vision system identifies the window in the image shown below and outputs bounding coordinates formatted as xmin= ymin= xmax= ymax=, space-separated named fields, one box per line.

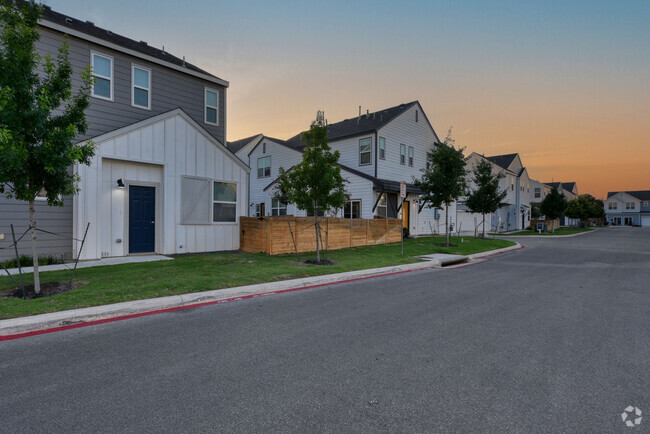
xmin=262 ymin=142 xmax=266 ymax=153
xmin=344 ymin=200 xmax=361 ymax=219
xmin=91 ymin=52 xmax=113 ymax=100
xmin=534 ymin=188 xmax=541 ymax=198
xmin=626 ymin=202 xmax=630 ymax=210
xmin=359 ymin=138 xmax=372 ymax=165
xmin=630 ymin=202 xmax=635 ymax=210
xmin=408 ymin=146 xmax=414 ymax=167
xmin=181 ymin=177 xmax=211 ymax=224
xmin=400 ymin=144 xmax=406 ymax=165
xmin=205 ymin=88 xmax=219 ymax=125
xmin=255 ymin=204 xmax=262 ymax=217
xmin=415 ymin=110 xmax=419 ymax=122
xmin=271 ymin=198 xmax=287 ymax=216
xmin=379 ymin=137 xmax=385 ymax=160
xmin=511 ymin=184 xmax=514 ymax=191
xmin=213 ymin=182 xmax=237 ymax=222
xmin=376 ymin=194 xmax=387 ymax=218
xmin=257 ymin=156 xmax=271 ymax=178
xmin=131 ymin=64 xmax=151 ymax=109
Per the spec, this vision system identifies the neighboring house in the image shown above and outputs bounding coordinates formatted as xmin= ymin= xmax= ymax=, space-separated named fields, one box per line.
xmin=457 ymin=153 xmax=531 ymax=233
xmin=543 ymin=181 xmax=579 ymax=226
xmin=236 ymin=101 xmax=452 ymax=236
xmin=0 ymin=4 xmax=248 ymax=261
xmin=228 ymin=134 xmax=263 ymax=164
xmin=530 ymin=179 xmax=552 ymax=203
xmin=604 ymin=191 xmax=650 ymax=226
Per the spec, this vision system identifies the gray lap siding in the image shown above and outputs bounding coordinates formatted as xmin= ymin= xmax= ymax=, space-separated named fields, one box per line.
xmin=0 ymin=195 xmax=73 ymax=262
xmin=36 ymin=28 xmax=226 ymax=144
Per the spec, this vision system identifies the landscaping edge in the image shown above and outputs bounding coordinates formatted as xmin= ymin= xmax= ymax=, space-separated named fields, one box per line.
xmin=0 ymin=243 xmax=522 ymax=339
xmin=494 ymin=228 xmax=598 ymax=238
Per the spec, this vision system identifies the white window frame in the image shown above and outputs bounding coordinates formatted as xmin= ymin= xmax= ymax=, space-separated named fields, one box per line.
xmin=90 ymin=51 xmax=113 ymax=101
xmin=400 ymin=144 xmax=406 ymax=165
xmin=378 ymin=137 xmax=386 ymax=160
xmin=359 ymin=137 xmax=372 ymax=166
xmin=271 ymin=198 xmax=287 ymax=216
xmin=204 ymin=87 xmax=219 ymax=126
xmin=344 ymin=199 xmax=361 ymax=219
xmin=534 ymin=188 xmax=541 ymax=198
xmin=257 ymin=156 xmax=271 ymax=178
xmin=408 ymin=146 xmax=414 ymax=167
xmin=377 ymin=194 xmax=387 ymax=218
xmin=131 ymin=64 xmax=151 ymax=110
xmin=212 ymin=180 xmax=237 ymax=223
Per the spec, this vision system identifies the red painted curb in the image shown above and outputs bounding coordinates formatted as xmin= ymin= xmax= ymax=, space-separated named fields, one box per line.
xmin=0 ymin=265 xmax=435 ymax=342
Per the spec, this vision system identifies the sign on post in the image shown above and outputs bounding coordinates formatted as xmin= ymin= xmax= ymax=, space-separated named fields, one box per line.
xmin=400 ymin=181 xmax=406 ymax=199
xmin=400 ymin=181 xmax=406 ymax=255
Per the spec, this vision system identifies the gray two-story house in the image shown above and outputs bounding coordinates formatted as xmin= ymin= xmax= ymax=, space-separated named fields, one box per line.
xmin=0 ymin=4 xmax=249 ymax=261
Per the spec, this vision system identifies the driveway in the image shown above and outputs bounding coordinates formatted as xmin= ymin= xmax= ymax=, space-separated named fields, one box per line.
xmin=1 ymin=228 xmax=648 ymax=432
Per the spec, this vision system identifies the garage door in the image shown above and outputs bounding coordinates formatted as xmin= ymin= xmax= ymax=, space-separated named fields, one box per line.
xmin=642 ymin=215 xmax=650 ymax=227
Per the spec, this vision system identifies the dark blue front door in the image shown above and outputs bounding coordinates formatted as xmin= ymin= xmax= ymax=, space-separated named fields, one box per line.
xmin=129 ymin=186 xmax=155 ymax=253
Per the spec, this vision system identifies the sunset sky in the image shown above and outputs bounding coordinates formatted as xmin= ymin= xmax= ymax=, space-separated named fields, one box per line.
xmin=47 ymin=0 xmax=650 ymax=199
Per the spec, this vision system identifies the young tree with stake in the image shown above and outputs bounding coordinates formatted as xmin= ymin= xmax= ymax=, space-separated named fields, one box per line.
xmin=0 ymin=1 xmax=95 ymax=293
xmin=275 ymin=111 xmax=347 ymax=263
xmin=465 ymin=159 xmax=507 ymax=238
xmin=415 ymin=130 xmax=467 ymax=246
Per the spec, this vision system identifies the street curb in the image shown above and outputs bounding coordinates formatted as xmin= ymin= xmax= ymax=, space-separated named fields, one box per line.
xmin=494 ymin=229 xmax=597 ymax=239
xmin=0 ymin=242 xmax=521 ymax=340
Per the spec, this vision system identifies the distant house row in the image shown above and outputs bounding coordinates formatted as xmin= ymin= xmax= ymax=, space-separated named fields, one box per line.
xmin=604 ymin=191 xmax=650 ymax=226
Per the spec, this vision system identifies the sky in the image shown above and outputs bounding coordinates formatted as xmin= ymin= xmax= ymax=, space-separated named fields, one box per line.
xmin=46 ymin=0 xmax=650 ymax=199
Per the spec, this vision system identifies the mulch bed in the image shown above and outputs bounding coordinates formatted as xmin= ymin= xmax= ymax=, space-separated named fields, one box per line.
xmin=304 ymin=259 xmax=335 ymax=266
xmin=8 ymin=281 xmax=76 ymax=300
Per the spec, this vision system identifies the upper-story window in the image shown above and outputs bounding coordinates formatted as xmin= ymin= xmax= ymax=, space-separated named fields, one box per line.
xmin=534 ymin=188 xmax=541 ymax=198
xmin=400 ymin=144 xmax=406 ymax=165
xmin=408 ymin=146 xmax=414 ymax=167
xmin=131 ymin=64 xmax=151 ymax=109
xmin=205 ymin=88 xmax=219 ymax=125
xmin=379 ymin=137 xmax=386 ymax=160
xmin=626 ymin=202 xmax=635 ymax=210
xmin=359 ymin=138 xmax=372 ymax=165
xmin=415 ymin=110 xmax=419 ymax=122
xmin=91 ymin=52 xmax=113 ymax=101
xmin=257 ymin=156 xmax=271 ymax=178
xmin=609 ymin=202 xmax=617 ymax=210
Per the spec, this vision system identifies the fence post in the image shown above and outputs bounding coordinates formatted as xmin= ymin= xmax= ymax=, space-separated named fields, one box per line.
xmin=10 ymin=224 xmax=26 ymax=299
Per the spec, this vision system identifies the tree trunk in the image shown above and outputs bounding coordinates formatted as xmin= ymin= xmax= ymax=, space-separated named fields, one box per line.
xmin=29 ymin=199 xmax=41 ymax=294
xmin=314 ymin=203 xmax=320 ymax=262
xmin=445 ymin=203 xmax=450 ymax=246
xmin=482 ymin=214 xmax=486 ymax=239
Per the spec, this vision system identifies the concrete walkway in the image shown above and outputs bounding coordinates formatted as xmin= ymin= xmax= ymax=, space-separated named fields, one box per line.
xmin=0 ymin=243 xmax=522 ymax=337
xmin=3 ymin=255 xmax=173 ymax=276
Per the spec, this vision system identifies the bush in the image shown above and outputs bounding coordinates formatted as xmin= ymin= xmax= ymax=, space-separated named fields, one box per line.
xmin=402 ymin=227 xmax=410 ymax=238
xmin=2 ymin=254 xmax=63 ymax=269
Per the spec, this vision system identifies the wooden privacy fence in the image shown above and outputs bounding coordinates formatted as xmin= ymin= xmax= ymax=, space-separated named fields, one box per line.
xmin=240 ymin=216 xmax=402 ymax=255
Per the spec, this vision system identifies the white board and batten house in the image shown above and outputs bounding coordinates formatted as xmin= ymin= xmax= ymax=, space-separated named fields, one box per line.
xmin=75 ymin=109 xmax=249 ymax=260
xmin=232 ymin=101 xmax=454 ymax=236
xmin=0 ymin=4 xmax=248 ymax=261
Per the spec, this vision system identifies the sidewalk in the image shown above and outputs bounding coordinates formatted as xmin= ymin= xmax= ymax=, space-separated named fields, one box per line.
xmin=0 ymin=243 xmax=522 ymax=338
xmin=3 ymin=255 xmax=173 ymax=275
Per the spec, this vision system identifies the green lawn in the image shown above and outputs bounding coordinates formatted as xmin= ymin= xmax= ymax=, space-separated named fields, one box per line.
xmin=0 ymin=236 xmax=515 ymax=319
xmin=497 ymin=227 xmax=595 ymax=236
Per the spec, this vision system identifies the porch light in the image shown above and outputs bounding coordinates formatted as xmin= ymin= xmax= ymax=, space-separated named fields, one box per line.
xmin=117 ymin=179 xmax=125 ymax=189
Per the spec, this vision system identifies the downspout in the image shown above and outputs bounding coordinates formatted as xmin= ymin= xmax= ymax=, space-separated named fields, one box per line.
xmin=374 ymin=131 xmax=378 ymax=178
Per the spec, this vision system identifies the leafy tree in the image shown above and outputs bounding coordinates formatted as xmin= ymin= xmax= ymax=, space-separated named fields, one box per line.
xmin=275 ymin=111 xmax=346 ymax=262
xmin=540 ymin=187 xmax=567 ymax=232
xmin=415 ymin=130 xmax=467 ymax=246
xmin=567 ymin=194 xmax=605 ymax=224
xmin=0 ymin=1 xmax=95 ymax=293
xmin=465 ymin=158 xmax=507 ymax=238
xmin=531 ymin=202 xmax=542 ymax=220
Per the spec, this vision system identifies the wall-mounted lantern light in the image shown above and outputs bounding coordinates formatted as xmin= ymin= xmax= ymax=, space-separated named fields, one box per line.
xmin=117 ymin=179 xmax=125 ymax=189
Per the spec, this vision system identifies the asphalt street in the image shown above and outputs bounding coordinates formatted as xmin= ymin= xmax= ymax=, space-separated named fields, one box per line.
xmin=1 ymin=227 xmax=649 ymax=433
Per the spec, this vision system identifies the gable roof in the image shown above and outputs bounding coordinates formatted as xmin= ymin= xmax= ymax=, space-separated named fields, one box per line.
xmin=33 ymin=2 xmax=227 ymax=86
xmin=545 ymin=182 xmax=561 ymax=189
xmin=227 ymin=134 xmax=263 ymax=154
xmin=486 ymin=153 xmax=518 ymax=170
xmin=607 ymin=190 xmax=650 ymax=201
xmin=85 ymin=108 xmax=249 ymax=172
xmin=562 ymin=182 xmax=576 ymax=192
xmin=285 ymin=101 xmax=420 ymax=150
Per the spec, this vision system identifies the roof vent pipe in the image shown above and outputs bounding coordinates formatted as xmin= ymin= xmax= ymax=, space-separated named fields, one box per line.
xmin=182 ymin=56 xmax=186 ymax=67
xmin=358 ymin=106 xmax=361 ymax=117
